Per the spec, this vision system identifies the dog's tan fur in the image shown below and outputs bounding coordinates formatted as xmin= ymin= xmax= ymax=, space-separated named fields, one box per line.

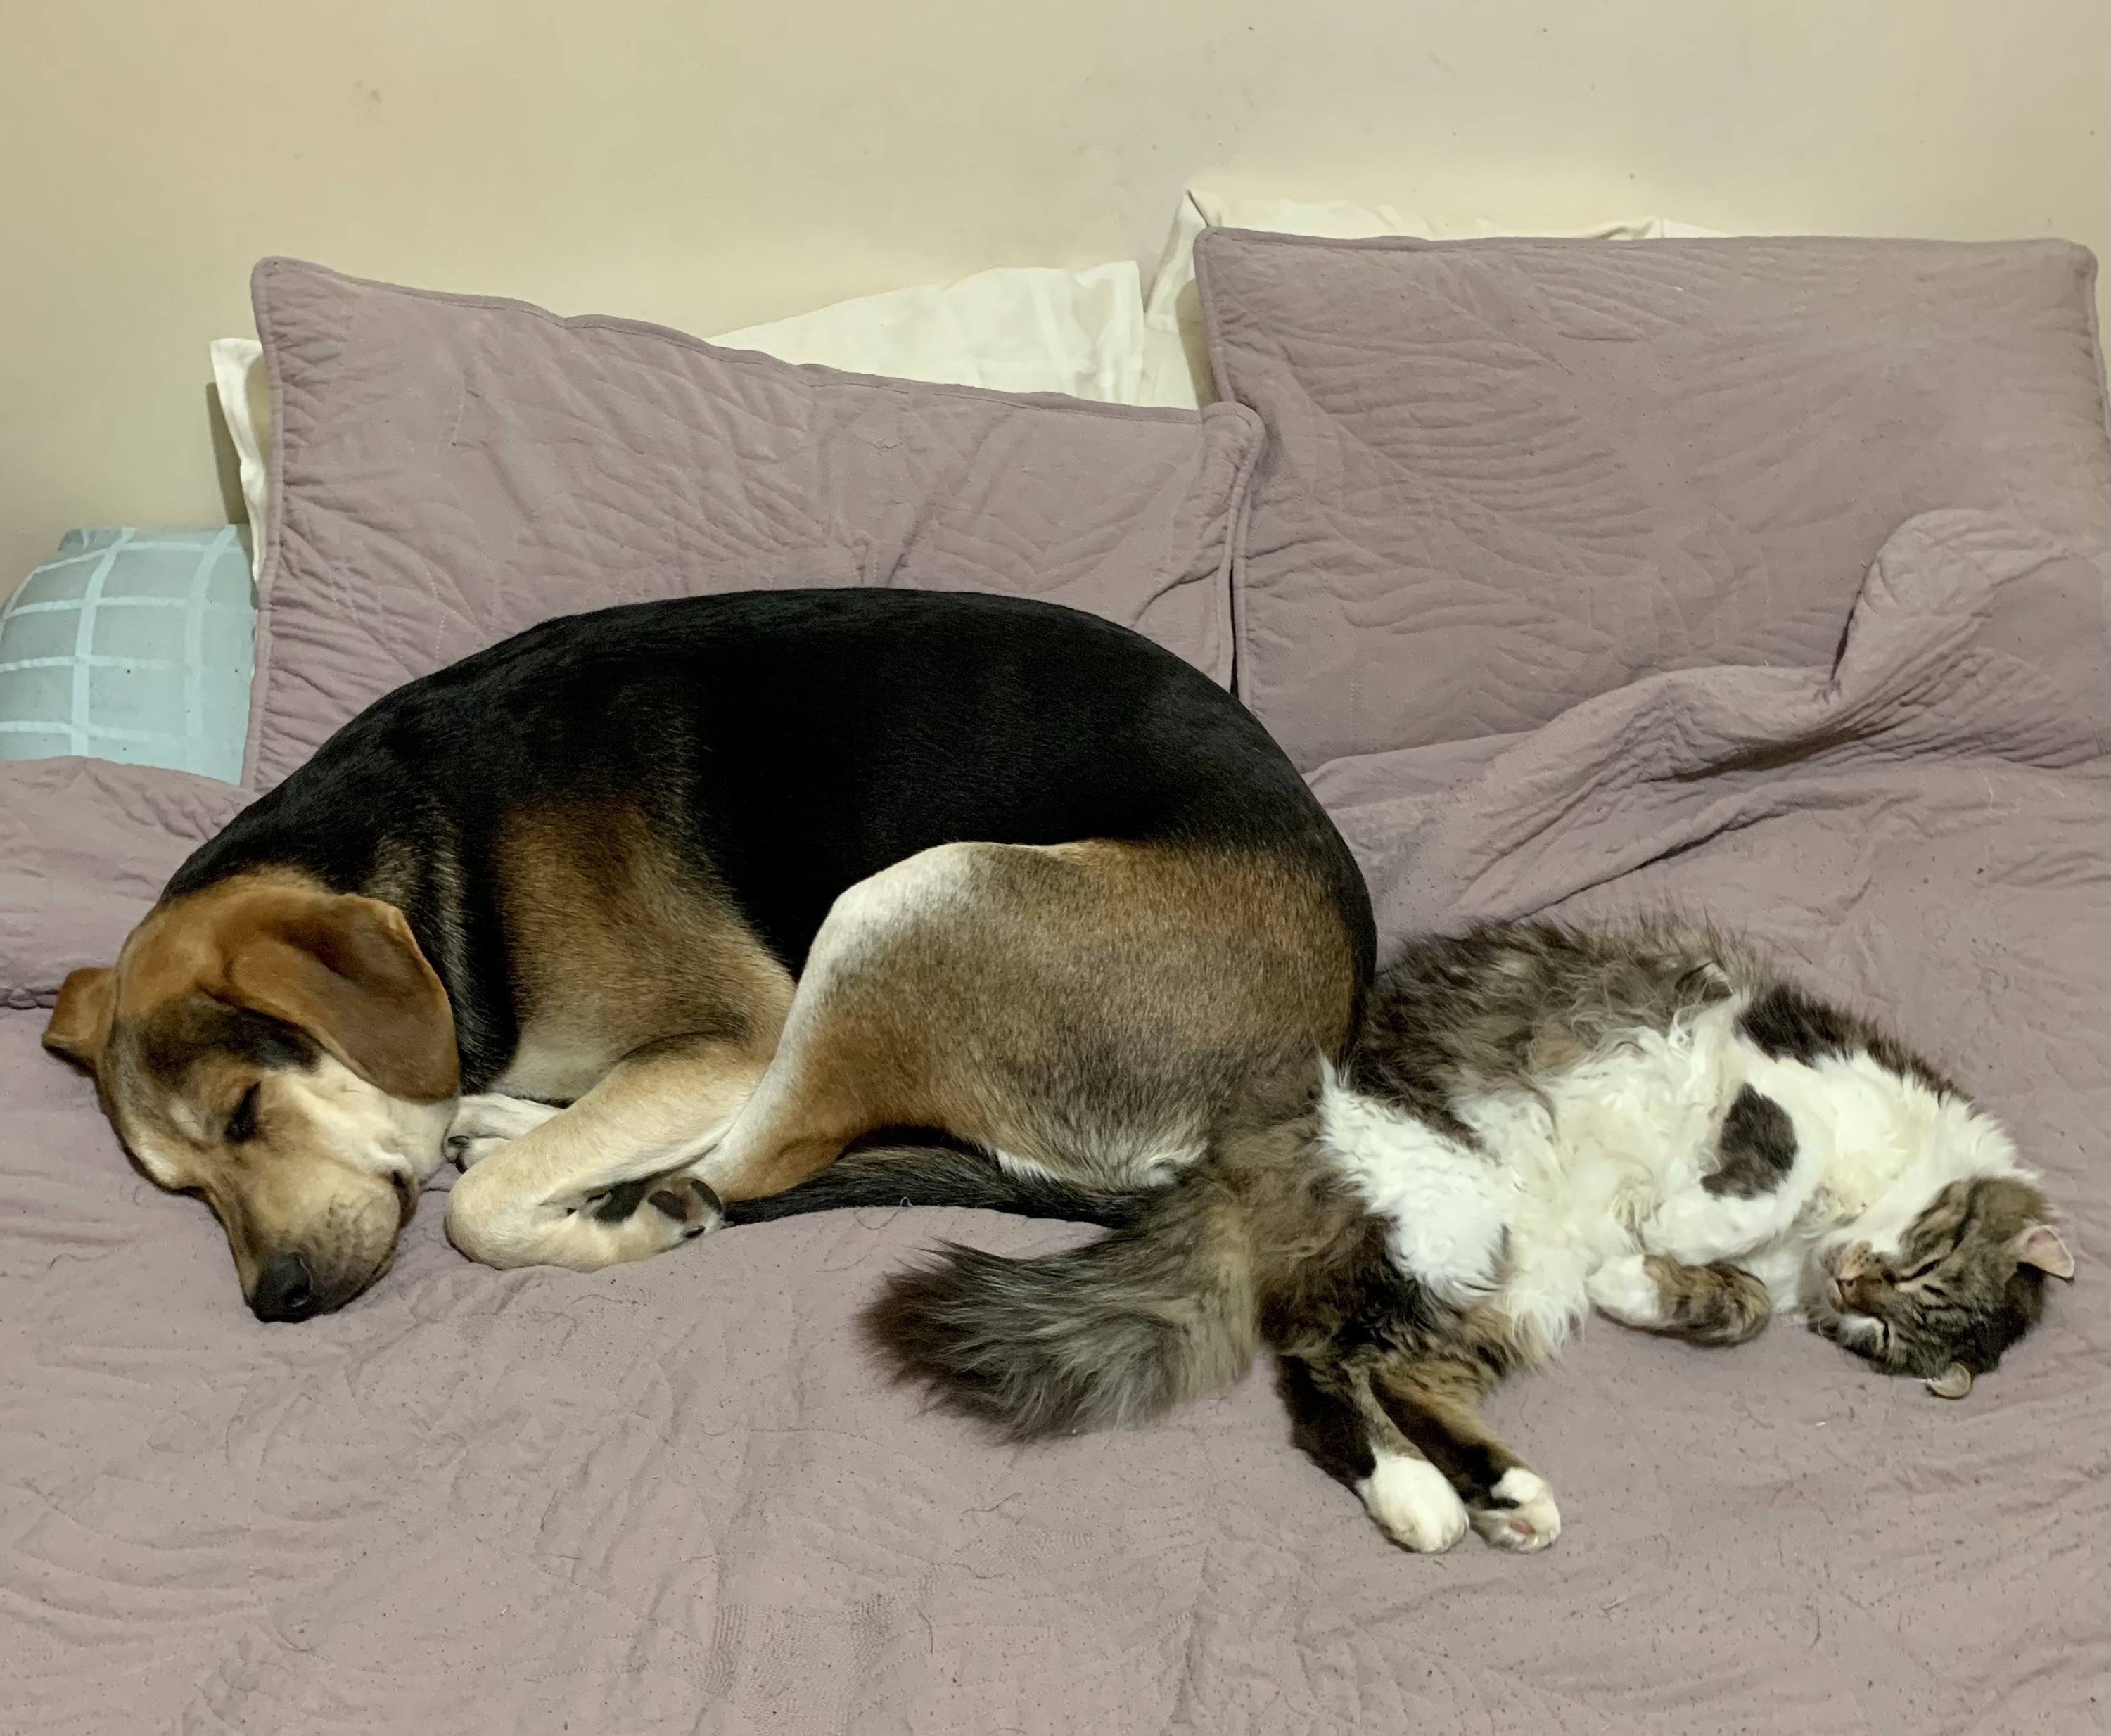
xmin=490 ymin=801 xmax=796 ymax=1105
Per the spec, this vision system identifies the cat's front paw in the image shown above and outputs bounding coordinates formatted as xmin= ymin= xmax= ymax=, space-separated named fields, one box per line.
xmin=1469 ymin=1467 xmax=1562 ymax=1552
xmin=1587 ymin=1253 xmax=1665 ymax=1327
xmin=1642 ymin=1189 xmax=1773 ymax=1268
xmin=1358 ymin=1450 xmax=1469 ymax=1553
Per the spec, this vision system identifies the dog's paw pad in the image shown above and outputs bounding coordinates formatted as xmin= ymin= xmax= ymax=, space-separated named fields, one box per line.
xmin=1470 ymin=1468 xmax=1561 ymax=1553
xmin=1358 ymin=1450 xmax=1470 ymax=1553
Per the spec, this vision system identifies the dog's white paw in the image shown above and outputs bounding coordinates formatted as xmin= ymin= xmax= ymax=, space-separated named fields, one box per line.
xmin=1587 ymin=1253 xmax=1665 ymax=1327
xmin=447 ymin=1094 xmax=561 ymax=1169
xmin=1358 ymin=1449 xmax=1470 ymax=1553
xmin=1470 ymin=1467 xmax=1562 ymax=1553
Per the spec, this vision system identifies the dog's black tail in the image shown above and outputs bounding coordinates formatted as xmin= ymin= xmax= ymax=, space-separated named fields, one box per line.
xmin=720 ymin=1145 xmax=1144 ymax=1230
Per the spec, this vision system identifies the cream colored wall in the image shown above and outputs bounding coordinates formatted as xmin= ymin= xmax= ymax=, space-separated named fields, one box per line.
xmin=3 ymin=0 xmax=2104 ymax=589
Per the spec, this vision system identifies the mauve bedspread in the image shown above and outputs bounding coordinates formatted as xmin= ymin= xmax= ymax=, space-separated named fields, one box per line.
xmin=2 ymin=511 xmax=2104 ymax=1735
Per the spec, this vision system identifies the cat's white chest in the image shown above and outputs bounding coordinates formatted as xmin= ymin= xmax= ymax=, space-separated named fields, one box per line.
xmin=1316 ymin=1012 xmax=1737 ymax=1322
xmin=1481 ymin=1013 xmax=1749 ymax=1339
xmin=1520 ymin=1009 xmax=1746 ymax=1215
xmin=1321 ymin=1003 xmax=1749 ymax=1344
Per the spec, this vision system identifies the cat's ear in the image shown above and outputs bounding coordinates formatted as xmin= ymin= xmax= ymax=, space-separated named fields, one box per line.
xmin=2012 ymin=1225 xmax=2076 ymax=1282
xmin=1926 ymin=1362 xmax=1974 ymax=1400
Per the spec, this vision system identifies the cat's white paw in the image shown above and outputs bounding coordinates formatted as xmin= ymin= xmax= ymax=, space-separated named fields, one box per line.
xmin=1587 ymin=1253 xmax=1666 ymax=1327
xmin=1470 ymin=1467 xmax=1562 ymax=1552
xmin=1358 ymin=1449 xmax=1469 ymax=1553
xmin=447 ymin=1094 xmax=562 ymax=1168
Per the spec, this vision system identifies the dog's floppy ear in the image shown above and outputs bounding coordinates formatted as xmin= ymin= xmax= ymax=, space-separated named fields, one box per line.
xmin=224 ymin=894 xmax=459 ymax=1101
xmin=44 ymin=966 xmax=115 ymax=1071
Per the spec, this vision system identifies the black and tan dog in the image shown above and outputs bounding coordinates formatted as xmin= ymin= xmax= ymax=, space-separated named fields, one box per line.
xmin=44 ymin=589 xmax=1373 ymax=1320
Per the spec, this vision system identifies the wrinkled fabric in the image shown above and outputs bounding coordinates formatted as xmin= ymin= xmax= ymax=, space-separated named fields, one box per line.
xmin=2 ymin=510 xmax=2103 ymax=1735
xmin=1199 ymin=230 xmax=2110 ymax=770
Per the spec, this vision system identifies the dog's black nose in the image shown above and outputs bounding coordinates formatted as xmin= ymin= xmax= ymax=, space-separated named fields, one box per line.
xmin=250 ymin=1251 xmax=319 ymax=1322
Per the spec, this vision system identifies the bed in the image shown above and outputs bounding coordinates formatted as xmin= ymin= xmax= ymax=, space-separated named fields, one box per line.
xmin=2 ymin=231 xmax=2104 ymax=1735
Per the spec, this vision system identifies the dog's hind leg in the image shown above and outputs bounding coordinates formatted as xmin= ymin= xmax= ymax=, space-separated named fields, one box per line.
xmin=691 ymin=836 xmax=1356 ymax=1210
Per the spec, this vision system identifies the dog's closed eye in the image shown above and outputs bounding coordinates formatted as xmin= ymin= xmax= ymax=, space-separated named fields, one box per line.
xmin=224 ymin=1084 xmax=260 ymax=1144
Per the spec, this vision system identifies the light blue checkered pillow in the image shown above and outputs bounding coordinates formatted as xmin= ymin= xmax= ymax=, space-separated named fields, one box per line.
xmin=0 ymin=526 xmax=255 ymax=784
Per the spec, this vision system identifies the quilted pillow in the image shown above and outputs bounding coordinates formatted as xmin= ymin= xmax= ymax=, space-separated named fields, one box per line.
xmin=1197 ymin=231 xmax=2110 ymax=770
xmin=245 ymin=259 xmax=1263 ymax=789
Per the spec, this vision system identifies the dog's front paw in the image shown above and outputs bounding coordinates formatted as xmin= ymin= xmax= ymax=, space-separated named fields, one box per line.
xmin=447 ymin=1160 xmax=725 ymax=1272
xmin=1587 ymin=1253 xmax=1666 ymax=1327
xmin=1358 ymin=1450 xmax=1470 ymax=1553
xmin=1469 ymin=1467 xmax=1562 ymax=1552
xmin=447 ymin=1094 xmax=561 ymax=1168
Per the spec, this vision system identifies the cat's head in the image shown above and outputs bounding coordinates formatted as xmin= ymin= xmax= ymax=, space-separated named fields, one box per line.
xmin=1802 ymin=1175 xmax=2074 ymax=1398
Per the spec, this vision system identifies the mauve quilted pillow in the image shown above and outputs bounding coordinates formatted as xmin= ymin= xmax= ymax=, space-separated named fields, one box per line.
xmin=244 ymin=259 xmax=1263 ymax=789
xmin=1197 ymin=231 xmax=2110 ymax=769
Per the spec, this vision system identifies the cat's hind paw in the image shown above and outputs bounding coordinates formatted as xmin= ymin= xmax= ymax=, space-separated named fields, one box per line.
xmin=1358 ymin=1450 xmax=1470 ymax=1553
xmin=1469 ymin=1467 xmax=1562 ymax=1552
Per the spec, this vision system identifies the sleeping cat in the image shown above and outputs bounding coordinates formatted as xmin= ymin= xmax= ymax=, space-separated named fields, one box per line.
xmin=848 ymin=923 xmax=2076 ymax=1555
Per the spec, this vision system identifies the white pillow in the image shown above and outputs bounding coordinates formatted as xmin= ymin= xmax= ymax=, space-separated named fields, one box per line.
xmin=1139 ymin=187 xmax=1723 ymax=407
xmin=210 ymin=338 xmax=272 ymax=582
xmin=712 ymin=261 xmax=1146 ymax=402
xmin=212 ymin=260 xmax=1154 ymax=571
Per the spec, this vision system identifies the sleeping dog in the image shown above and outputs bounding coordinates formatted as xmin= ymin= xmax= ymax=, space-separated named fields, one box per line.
xmin=43 ymin=589 xmax=1374 ymax=1320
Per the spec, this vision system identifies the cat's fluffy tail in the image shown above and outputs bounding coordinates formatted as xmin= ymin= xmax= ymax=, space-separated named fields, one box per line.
xmin=864 ymin=1162 xmax=1263 ymax=1442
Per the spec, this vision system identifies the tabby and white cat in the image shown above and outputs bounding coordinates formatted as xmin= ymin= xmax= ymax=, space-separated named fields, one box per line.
xmin=836 ymin=923 xmax=2074 ymax=1555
